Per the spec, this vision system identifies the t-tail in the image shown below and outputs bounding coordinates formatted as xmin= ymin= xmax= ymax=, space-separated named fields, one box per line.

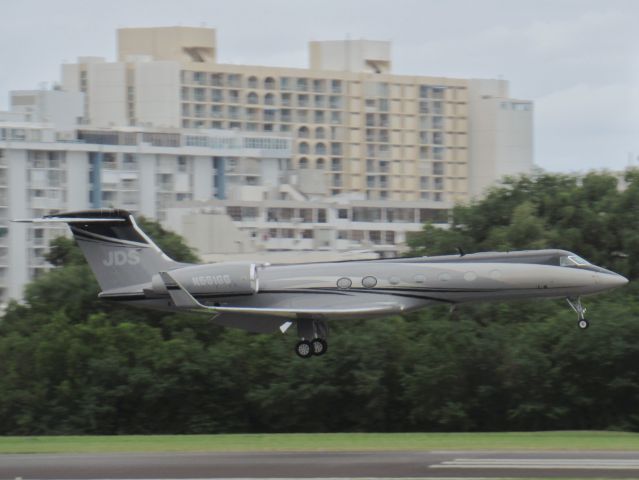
xmin=14 ymin=209 xmax=185 ymax=292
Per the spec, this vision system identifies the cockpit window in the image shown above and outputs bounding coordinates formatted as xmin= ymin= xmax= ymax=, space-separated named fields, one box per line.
xmin=560 ymin=255 xmax=590 ymax=267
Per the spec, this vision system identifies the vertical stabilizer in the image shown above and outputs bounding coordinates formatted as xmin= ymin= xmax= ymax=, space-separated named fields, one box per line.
xmin=16 ymin=209 xmax=185 ymax=291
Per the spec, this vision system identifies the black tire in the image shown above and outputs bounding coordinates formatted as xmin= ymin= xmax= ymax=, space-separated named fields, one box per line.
xmin=578 ymin=319 xmax=589 ymax=329
xmin=295 ymin=340 xmax=313 ymax=358
xmin=311 ymin=338 xmax=328 ymax=356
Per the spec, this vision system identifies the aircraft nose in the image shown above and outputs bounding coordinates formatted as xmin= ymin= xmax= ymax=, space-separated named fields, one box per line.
xmin=598 ymin=273 xmax=629 ymax=289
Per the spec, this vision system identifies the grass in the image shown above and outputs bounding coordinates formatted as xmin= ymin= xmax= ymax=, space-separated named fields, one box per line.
xmin=1 ymin=431 xmax=639 ymax=454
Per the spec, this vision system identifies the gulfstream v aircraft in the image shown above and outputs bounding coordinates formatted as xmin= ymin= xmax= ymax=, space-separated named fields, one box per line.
xmin=16 ymin=209 xmax=628 ymax=358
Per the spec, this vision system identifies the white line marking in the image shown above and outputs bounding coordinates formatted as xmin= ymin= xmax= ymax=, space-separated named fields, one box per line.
xmin=431 ymin=457 xmax=639 ymax=470
xmin=77 ymin=478 xmax=499 ymax=480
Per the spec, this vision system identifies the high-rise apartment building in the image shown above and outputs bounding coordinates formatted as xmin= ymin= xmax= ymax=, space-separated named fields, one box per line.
xmin=0 ymin=123 xmax=291 ymax=302
xmin=61 ymin=26 xmax=533 ymax=202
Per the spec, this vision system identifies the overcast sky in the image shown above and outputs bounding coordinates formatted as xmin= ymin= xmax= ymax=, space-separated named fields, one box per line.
xmin=1 ymin=0 xmax=638 ymax=172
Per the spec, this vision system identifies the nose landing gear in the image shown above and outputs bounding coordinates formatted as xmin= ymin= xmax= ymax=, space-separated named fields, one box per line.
xmin=294 ymin=319 xmax=329 ymax=358
xmin=566 ymin=297 xmax=589 ymax=329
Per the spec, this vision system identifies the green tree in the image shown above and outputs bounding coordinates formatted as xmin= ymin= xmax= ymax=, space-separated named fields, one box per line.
xmin=2 ymin=173 xmax=639 ymax=434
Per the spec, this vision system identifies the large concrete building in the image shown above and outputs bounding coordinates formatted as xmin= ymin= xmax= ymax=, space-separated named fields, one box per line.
xmin=61 ymin=26 xmax=533 ymax=201
xmin=165 ymin=197 xmax=448 ymax=261
xmin=0 ymin=123 xmax=292 ymax=301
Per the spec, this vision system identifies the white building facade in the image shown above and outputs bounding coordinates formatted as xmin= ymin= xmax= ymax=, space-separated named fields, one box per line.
xmin=0 ymin=124 xmax=291 ymax=302
xmin=165 ymin=198 xmax=448 ymax=261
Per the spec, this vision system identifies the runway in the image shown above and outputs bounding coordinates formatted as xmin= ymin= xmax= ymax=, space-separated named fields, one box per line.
xmin=2 ymin=450 xmax=639 ymax=479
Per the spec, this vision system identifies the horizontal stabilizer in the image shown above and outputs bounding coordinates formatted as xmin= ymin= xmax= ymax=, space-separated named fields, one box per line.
xmin=13 ymin=217 xmax=126 ymax=223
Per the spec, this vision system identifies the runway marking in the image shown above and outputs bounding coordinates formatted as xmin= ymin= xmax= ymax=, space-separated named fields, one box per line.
xmin=39 ymin=477 xmax=500 ymax=480
xmin=431 ymin=458 xmax=639 ymax=469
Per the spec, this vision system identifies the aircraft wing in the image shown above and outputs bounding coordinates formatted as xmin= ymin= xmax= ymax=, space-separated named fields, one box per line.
xmin=159 ymin=271 xmax=404 ymax=319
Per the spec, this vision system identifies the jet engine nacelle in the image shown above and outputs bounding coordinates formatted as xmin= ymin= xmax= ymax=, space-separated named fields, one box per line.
xmin=151 ymin=262 xmax=258 ymax=295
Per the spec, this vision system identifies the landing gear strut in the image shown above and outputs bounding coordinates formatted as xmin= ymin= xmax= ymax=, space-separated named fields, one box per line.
xmin=294 ymin=319 xmax=329 ymax=358
xmin=566 ymin=297 xmax=589 ymax=329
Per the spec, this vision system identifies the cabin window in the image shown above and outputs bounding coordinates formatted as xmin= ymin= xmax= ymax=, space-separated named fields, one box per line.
xmin=362 ymin=276 xmax=377 ymax=288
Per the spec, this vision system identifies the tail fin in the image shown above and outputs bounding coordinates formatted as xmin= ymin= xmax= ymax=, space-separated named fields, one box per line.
xmin=15 ymin=209 xmax=184 ymax=291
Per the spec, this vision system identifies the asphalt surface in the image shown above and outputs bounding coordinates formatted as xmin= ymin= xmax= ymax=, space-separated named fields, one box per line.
xmin=2 ymin=450 xmax=639 ymax=479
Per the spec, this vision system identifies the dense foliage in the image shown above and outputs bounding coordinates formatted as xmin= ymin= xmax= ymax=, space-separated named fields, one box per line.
xmin=1 ymin=173 xmax=639 ymax=434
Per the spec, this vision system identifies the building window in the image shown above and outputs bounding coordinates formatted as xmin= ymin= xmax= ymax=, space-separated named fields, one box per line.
xmin=316 ymin=158 xmax=325 ymax=169
xmin=228 ymin=74 xmax=241 ymax=87
xmin=228 ymin=90 xmax=240 ymax=103
xmin=211 ymin=73 xmax=223 ymax=86
xmin=329 ymin=95 xmax=342 ymax=109
xmin=212 ymin=89 xmax=224 ymax=102
xmin=315 ymin=143 xmax=326 ymax=155
xmin=280 ymin=77 xmax=291 ymax=90
xmin=298 ymin=157 xmax=309 ymax=169
xmin=296 ymin=78 xmax=308 ymax=91
xmin=297 ymin=94 xmax=309 ymax=107
xmin=193 ymin=72 xmax=206 ymax=84
xmin=228 ymin=105 xmax=241 ymax=119
xmin=264 ymin=77 xmax=276 ymax=90
xmin=247 ymin=92 xmax=258 ymax=104
xmin=280 ymin=109 xmax=291 ymax=122
xmin=300 ymin=208 xmax=313 ymax=222
xmin=298 ymin=142 xmax=310 ymax=154
xmin=298 ymin=126 xmax=309 ymax=138
xmin=248 ymin=76 xmax=258 ymax=88
xmin=211 ymin=105 xmax=223 ymax=118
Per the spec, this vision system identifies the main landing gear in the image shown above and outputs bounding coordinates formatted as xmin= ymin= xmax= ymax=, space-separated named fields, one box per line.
xmin=294 ymin=319 xmax=328 ymax=358
xmin=566 ymin=297 xmax=589 ymax=329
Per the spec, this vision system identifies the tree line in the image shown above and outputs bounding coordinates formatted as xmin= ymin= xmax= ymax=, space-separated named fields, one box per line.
xmin=0 ymin=171 xmax=638 ymax=434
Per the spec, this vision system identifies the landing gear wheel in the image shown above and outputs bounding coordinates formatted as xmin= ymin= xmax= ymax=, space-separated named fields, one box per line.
xmin=311 ymin=338 xmax=328 ymax=356
xmin=567 ymin=297 xmax=590 ymax=330
xmin=295 ymin=340 xmax=313 ymax=358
